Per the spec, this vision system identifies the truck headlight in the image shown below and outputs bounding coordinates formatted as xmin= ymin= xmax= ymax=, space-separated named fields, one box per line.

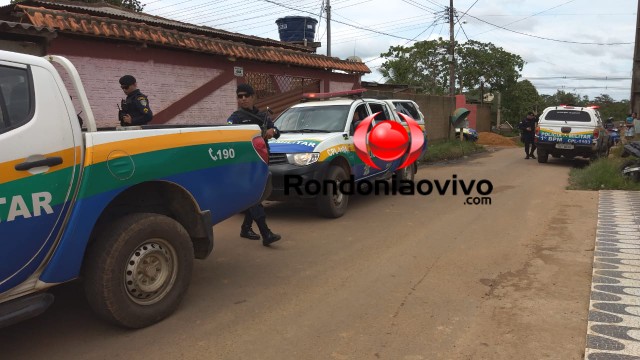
xmin=287 ymin=153 xmax=319 ymax=166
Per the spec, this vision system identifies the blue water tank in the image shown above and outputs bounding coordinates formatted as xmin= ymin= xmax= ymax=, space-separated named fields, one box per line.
xmin=275 ymin=16 xmax=318 ymax=42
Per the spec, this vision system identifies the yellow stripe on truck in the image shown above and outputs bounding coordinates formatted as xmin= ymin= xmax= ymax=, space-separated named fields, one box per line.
xmin=87 ymin=129 xmax=259 ymax=164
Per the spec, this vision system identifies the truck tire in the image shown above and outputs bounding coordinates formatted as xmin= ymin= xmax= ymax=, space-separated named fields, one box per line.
xmin=393 ymin=163 xmax=415 ymax=190
xmin=317 ymin=165 xmax=349 ymax=218
xmin=537 ymin=150 xmax=548 ymax=163
xmin=84 ymin=213 xmax=194 ymax=328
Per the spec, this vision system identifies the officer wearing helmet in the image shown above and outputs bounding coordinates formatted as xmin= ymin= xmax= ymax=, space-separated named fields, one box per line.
xmin=118 ymin=75 xmax=153 ymax=126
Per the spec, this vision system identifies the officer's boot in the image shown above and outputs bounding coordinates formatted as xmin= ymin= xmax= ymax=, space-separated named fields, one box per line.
xmin=256 ymin=217 xmax=281 ymax=247
xmin=240 ymin=212 xmax=260 ymax=240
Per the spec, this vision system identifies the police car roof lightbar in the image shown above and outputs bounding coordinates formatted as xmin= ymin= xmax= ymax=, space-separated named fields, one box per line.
xmin=302 ymin=88 xmax=367 ymax=100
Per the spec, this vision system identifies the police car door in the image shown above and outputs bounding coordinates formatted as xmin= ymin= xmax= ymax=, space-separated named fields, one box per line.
xmin=0 ymin=60 xmax=79 ymax=293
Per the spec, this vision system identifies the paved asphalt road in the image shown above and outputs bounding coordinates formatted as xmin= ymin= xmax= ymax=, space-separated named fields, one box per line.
xmin=0 ymin=147 xmax=598 ymax=360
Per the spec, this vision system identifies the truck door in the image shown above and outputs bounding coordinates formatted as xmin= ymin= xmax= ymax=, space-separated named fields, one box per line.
xmin=0 ymin=61 xmax=79 ymax=293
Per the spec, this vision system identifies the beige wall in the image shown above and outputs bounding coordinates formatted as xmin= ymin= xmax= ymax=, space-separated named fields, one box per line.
xmin=365 ymin=90 xmax=493 ymax=141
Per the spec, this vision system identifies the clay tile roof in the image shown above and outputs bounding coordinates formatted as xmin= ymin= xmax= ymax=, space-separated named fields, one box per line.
xmin=14 ymin=4 xmax=370 ymax=74
xmin=0 ymin=19 xmax=56 ymax=34
xmin=7 ymin=0 xmax=312 ymax=52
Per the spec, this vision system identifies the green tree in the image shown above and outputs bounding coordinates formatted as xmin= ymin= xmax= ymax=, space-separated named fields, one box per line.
xmin=456 ymin=40 xmax=524 ymax=94
xmin=379 ymin=39 xmax=524 ymax=96
xmin=591 ymin=94 xmax=630 ymax=122
xmin=501 ymin=80 xmax=540 ymax=123
xmin=539 ymin=90 xmax=585 ymax=109
xmin=379 ymin=38 xmax=450 ymax=95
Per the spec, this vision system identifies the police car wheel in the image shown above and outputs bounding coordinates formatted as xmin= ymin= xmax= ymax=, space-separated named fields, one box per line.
xmin=317 ymin=165 xmax=349 ymax=218
xmin=393 ymin=163 xmax=415 ymax=189
xmin=84 ymin=213 xmax=194 ymax=328
xmin=537 ymin=150 xmax=548 ymax=163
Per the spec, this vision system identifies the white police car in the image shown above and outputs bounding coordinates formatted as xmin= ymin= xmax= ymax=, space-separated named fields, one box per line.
xmin=535 ymin=105 xmax=610 ymax=163
xmin=268 ymin=89 xmax=427 ymax=218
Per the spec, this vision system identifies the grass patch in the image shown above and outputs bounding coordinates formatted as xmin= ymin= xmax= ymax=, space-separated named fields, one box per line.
xmin=568 ymin=156 xmax=640 ymax=190
xmin=421 ymin=139 xmax=486 ymax=163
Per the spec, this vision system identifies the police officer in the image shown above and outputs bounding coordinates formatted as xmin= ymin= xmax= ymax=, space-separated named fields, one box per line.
xmin=119 ymin=75 xmax=153 ymax=126
xmin=227 ymin=83 xmax=281 ymax=247
xmin=519 ymin=111 xmax=537 ymax=159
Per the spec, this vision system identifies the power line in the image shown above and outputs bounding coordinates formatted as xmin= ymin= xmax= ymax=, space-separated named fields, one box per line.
xmin=471 ymin=0 xmax=576 ymax=38
xmin=456 ymin=0 xmax=479 ymax=23
xmin=453 ymin=12 xmax=469 ymax=41
xmin=332 ymin=17 xmax=440 ymax=44
xmin=400 ymin=0 xmax=439 ymax=14
xmin=535 ymin=86 xmax=630 ymax=90
xmin=424 ymin=0 xmax=446 ymax=9
xmin=524 ymin=76 xmax=631 ymax=80
xmin=464 ymin=12 xmax=632 ymax=45
xmin=363 ymin=17 xmax=443 ymax=63
xmin=253 ymin=0 xmax=441 ymax=41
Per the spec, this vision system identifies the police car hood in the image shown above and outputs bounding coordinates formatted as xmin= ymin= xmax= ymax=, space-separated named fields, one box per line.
xmin=268 ymin=133 xmax=341 ymax=153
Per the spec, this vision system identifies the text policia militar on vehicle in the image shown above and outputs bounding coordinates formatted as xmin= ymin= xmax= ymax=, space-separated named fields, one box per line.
xmin=284 ymin=174 xmax=493 ymax=197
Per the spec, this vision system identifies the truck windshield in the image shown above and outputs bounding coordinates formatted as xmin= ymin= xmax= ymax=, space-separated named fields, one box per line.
xmin=544 ymin=110 xmax=591 ymax=122
xmin=275 ymin=105 xmax=349 ymax=132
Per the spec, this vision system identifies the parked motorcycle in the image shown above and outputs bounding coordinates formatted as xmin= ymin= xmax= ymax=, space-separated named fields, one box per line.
xmin=620 ymin=140 xmax=640 ymax=182
xmin=605 ymin=118 xmax=621 ymax=146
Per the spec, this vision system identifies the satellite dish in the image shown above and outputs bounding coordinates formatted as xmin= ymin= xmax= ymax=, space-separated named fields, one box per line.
xmin=346 ymin=56 xmax=363 ymax=62
xmin=451 ymin=108 xmax=470 ymax=128
xmin=483 ymin=93 xmax=495 ymax=102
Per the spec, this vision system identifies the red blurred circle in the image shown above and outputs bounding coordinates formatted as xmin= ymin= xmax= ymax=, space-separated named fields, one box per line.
xmin=369 ymin=121 xmax=409 ymax=161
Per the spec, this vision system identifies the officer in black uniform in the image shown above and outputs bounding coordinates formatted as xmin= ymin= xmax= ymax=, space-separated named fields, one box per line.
xmin=518 ymin=111 xmax=537 ymax=159
xmin=227 ymin=83 xmax=281 ymax=247
xmin=118 ymin=75 xmax=153 ymax=126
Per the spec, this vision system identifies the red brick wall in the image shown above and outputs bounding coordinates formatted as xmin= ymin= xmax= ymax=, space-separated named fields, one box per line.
xmin=48 ymin=36 xmax=364 ymax=127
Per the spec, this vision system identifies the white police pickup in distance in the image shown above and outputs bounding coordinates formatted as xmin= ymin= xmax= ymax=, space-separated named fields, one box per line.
xmin=535 ymin=105 xmax=611 ymax=163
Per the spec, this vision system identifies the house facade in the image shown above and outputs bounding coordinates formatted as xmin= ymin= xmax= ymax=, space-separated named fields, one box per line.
xmin=0 ymin=0 xmax=370 ymax=127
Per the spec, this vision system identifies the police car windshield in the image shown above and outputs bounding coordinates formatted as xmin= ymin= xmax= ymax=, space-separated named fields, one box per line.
xmin=275 ymin=105 xmax=349 ymax=132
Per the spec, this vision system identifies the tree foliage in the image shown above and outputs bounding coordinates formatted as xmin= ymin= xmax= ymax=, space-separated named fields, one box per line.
xmin=500 ymin=80 xmax=540 ymax=122
xmin=455 ymin=40 xmax=524 ymax=94
xmin=379 ymin=38 xmax=450 ymax=95
xmin=379 ymin=39 xmax=524 ymax=96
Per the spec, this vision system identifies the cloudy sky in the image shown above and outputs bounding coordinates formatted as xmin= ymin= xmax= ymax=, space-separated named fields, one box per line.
xmin=3 ymin=0 xmax=637 ymax=100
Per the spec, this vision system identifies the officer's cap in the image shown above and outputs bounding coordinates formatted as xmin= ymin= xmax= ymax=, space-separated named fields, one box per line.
xmin=527 ymin=111 xmax=535 ymax=116
xmin=119 ymin=75 xmax=137 ymax=86
xmin=236 ymin=83 xmax=255 ymax=96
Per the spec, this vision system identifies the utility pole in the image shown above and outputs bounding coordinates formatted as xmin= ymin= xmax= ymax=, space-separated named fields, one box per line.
xmin=497 ymin=92 xmax=502 ymax=130
xmin=631 ymin=0 xmax=640 ymax=114
xmin=326 ymin=0 xmax=331 ymax=57
xmin=448 ymin=0 xmax=455 ymax=97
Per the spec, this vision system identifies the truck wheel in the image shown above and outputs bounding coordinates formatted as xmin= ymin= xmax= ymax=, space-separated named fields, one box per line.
xmin=84 ymin=213 xmax=194 ymax=328
xmin=317 ymin=165 xmax=349 ymax=218
xmin=537 ymin=150 xmax=548 ymax=163
xmin=393 ymin=163 xmax=415 ymax=190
